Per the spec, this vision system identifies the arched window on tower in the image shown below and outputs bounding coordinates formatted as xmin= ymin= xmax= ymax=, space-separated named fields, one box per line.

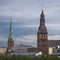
xmin=41 ymin=39 xmax=45 ymax=42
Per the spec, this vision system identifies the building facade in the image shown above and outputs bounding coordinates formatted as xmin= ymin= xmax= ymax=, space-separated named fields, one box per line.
xmin=0 ymin=47 xmax=7 ymax=55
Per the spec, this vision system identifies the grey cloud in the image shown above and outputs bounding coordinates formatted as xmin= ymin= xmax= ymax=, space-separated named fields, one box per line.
xmin=0 ymin=0 xmax=60 ymax=18
xmin=0 ymin=0 xmax=13 ymax=6
xmin=14 ymin=35 xmax=37 ymax=47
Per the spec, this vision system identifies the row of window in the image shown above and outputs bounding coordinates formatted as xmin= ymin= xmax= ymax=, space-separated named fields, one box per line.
xmin=39 ymin=34 xmax=47 ymax=39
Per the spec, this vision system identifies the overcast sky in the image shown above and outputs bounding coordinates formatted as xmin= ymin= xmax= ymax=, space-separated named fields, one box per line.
xmin=0 ymin=0 xmax=60 ymax=47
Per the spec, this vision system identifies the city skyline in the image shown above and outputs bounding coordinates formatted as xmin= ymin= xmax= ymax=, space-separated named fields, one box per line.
xmin=0 ymin=0 xmax=60 ymax=47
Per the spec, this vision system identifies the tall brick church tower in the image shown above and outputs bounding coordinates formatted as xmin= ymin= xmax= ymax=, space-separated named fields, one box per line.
xmin=7 ymin=19 xmax=14 ymax=52
xmin=37 ymin=10 xmax=48 ymax=55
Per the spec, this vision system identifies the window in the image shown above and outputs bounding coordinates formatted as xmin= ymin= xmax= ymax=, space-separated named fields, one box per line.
xmin=42 ymin=44 xmax=46 ymax=47
xmin=41 ymin=39 xmax=45 ymax=42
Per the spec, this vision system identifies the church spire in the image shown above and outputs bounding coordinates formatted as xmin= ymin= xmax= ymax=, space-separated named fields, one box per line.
xmin=8 ymin=18 xmax=14 ymax=51
xmin=41 ymin=10 xmax=45 ymax=18
xmin=8 ymin=18 xmax=13 ymax=40
xmin=40 ymin=10 xmax=45 ymax=25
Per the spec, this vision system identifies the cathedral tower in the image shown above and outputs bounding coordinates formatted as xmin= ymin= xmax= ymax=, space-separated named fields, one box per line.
xmin=8 ymin=18 xmax=14 ymax=51
xmin=37 ymin=10 xmax=48 ymax=55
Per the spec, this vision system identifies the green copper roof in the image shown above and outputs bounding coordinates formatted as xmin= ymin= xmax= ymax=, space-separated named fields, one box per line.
xmin=8 ymin=19 xmax=13 ymax=40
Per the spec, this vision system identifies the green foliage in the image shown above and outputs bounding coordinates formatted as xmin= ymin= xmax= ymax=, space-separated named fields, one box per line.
xmin=0 ymin=55 xmax=59 ymax=60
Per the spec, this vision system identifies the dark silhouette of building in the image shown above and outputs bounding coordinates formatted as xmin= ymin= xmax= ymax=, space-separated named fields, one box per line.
xmin=37 ymin=10 xmax=48 ymax=55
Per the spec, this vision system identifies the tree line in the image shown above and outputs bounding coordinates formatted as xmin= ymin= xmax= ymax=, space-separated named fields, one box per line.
xmin=0 ymin=55 xmax=60 ymax=60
